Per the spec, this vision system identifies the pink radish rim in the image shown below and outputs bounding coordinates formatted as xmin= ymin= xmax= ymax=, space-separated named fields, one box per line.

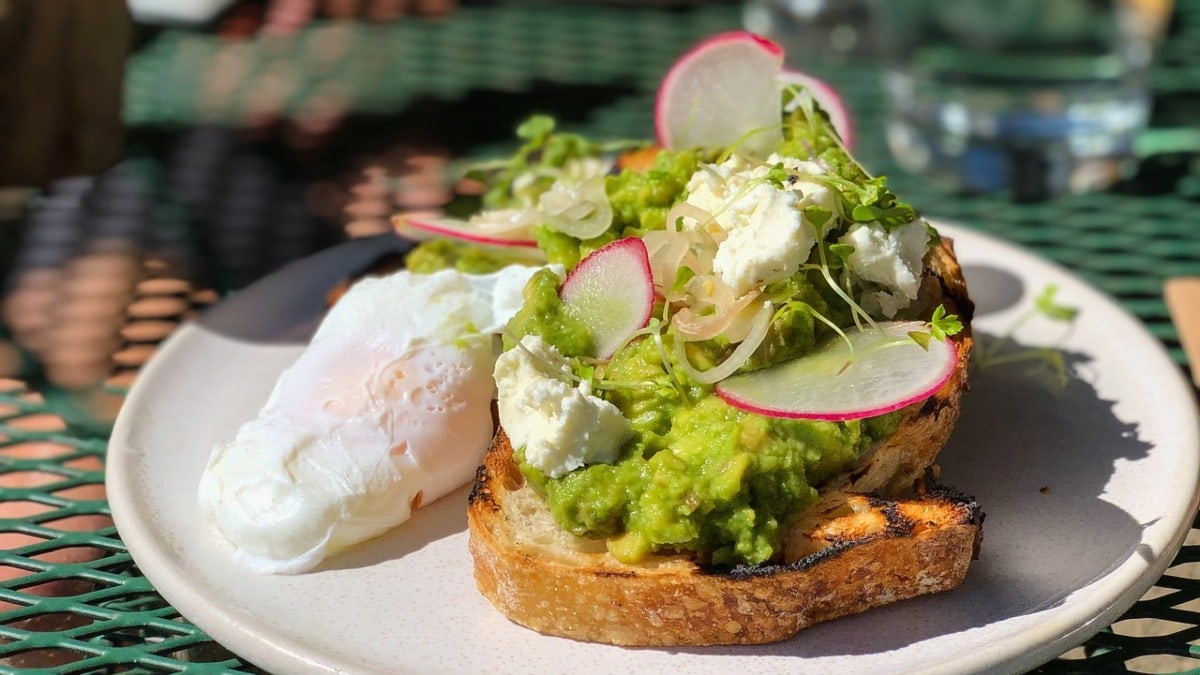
xmin=560 ymin=237 xmax=655 ymax=358
xmin=715 ymin=338 xmax=960 ymax=421
xmin=654 ymin=30 xmax=784 ymax=148
xmin=405 ymin=216 xmax=539 ymax=248
xmin=779 ymin=69 xmax=854 ymax=148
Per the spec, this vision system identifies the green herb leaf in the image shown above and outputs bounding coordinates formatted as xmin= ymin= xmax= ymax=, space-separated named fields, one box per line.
xmin=575 ymin=362 xmax=596 ymax=384
xmin=829 ymin=243 xmax=855 ymax=263
xmin=1034 ymin=285 xmax=1079 ymax=322
xmin=908 ymin=330 xmax=932 ymax=350
xmin=804 ymin=204 xmax=833 ymax=229
xmin=925 ymin=222 xmax=942 ymax=245
xmin=820 ymin=242 xmax=854 ymax=271
xmin=928 ymin=304 xmax=963 ymax=341
xmin=764 ymin=162 xmax=790 ymax=188
xmin=516 ymin=115 xmax=555 ymax=141
xmin=851 ymin=204 xmax=883 ymax=222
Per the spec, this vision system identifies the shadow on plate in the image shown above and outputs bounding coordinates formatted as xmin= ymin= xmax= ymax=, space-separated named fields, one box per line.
xmin=961 ymin=263 xmax=1024 ymax=317
xmin=315 ymin=485 xmax=470 ymax=573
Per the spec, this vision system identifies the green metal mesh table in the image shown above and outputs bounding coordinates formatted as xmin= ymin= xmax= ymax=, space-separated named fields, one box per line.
xmin=3 ymin=1 xmax=1200 ymax=672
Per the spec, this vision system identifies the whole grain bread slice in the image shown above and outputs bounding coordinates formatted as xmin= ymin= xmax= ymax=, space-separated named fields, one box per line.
xmin=467 ymin=238 xmax=981 ymax=646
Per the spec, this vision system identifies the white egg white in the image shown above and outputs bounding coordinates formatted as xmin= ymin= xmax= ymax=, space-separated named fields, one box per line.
xmin=197 ymin=265 xmax=544 ymax=574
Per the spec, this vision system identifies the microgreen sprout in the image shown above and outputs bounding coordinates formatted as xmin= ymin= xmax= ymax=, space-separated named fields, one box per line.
xmin=764 ymin=162 xmax=791 ymax=188
xmin=700 ymin=165 xmax=803 ymax=228
xmin=580 ymin=319 xmax=689 ymax=401
xmin=908 ymin=304 xmax=964 ymax=351
xmin=783 ymin=84 xmax=841 ymax=150
xmin=973 ymin=284 xmax=1079 ymax=388
xmin=827 ymin=243 xmax=855 ymax=270
xmin=714 ymin=123 xmax=788 ymax=163
xmin=806 ymin=221 xmax=877 ymax=333
xmin=781 ymin=88 xmax=918 ymax=234
xmin=1034 ymin=284 xmax=1080 ymax=322
xmin=774 ymin=300 xmax=854 ymax=363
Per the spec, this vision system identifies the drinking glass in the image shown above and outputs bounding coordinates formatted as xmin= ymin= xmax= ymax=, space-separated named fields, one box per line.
xmin=873 ymin=0 xmax=1172 ymax=199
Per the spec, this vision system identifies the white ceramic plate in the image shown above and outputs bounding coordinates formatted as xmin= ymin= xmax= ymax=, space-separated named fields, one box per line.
xmin=107 ymin=224 xmax=1200 ymax=675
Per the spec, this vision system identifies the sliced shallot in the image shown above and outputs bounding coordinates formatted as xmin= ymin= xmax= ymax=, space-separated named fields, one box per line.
xmin=673 ymin=300 xmax=773 ymax=385
xmin=673 ymin=287 xmax=761 ymax=342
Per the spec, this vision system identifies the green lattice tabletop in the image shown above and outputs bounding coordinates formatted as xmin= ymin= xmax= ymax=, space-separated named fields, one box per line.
xmin=2 ymin=1 xmax=1200 ymax=672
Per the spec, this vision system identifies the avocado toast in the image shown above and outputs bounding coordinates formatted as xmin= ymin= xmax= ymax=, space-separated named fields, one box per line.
xmin=399 ymin=31 xmax=983 ymax=645
xmin=467 ymin=238 xmax=979 ymax=646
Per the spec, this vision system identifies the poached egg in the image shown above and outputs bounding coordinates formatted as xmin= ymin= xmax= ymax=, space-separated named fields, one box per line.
xmin=197 ymin=264 xmax=543 ymax=574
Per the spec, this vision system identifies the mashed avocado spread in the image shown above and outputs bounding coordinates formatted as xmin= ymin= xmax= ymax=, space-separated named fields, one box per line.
xmin=405 ymin=238 xmax=535 ymax=274
xmin=506 ymin=265 xmax=899 ymax=566
xmin=406 ymin=108 xmax=931 ymax=567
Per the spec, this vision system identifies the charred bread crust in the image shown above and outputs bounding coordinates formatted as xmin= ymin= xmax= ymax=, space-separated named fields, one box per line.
xmin=466 ymin=234 xmax=981 ymax=646
xmin=468 ymin=430 xmax=982 ymax=646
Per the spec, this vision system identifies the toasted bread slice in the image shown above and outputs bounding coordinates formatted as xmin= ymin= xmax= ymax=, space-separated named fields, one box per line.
xmin=468 ymin=429 xmax=982 ymax=646
xmin=467 ymin=238 xmax=980 ymax=646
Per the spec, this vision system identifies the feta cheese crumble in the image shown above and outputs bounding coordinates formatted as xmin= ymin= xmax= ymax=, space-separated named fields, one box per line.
xmin=494 ymin=335 xmax=632 ymax=478
xmin=683 ymin=154 xmax=838 ymax=295
xmin=840 ymin=218 xmax=930 ymax=317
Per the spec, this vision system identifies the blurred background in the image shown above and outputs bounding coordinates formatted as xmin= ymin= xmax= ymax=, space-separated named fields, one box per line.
xmin=0 ymin=0 xmax=747 ymax=424
xmin=0 ymin=0 xmax=1196 ymax=420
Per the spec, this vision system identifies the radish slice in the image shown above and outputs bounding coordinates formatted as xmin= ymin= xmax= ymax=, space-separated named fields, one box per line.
xmin=779 ymin=69 xmax=854 ymax=149
xmin=655 ymin=31 xmax=857 ymax=153
xmin=559 ymin=238 xmax=654 ymax=359
xmin=400 ymin=213 xmax=539 ymax=248
xmin=715 ymin=321 xmax=956 ymax=421
xmin=655 ymin=31 xmax=785 ymax=156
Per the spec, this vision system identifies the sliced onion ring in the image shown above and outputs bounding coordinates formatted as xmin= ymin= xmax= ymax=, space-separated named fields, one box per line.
xmin=674 ymin=287 xmax=760 ymax=342
xmin=539 ymin=176 xmax=612 ymax=240
xmin=721 ymin=299 xmax=767 ymax=343
xmin=673 ymin=300 xmax=773 ymax=385
xmin=664 ymin=201 xmax=714 ymax=232
xmin=645 ymin=228 xmax=690 ymax=295
xmin=468 ymin=208 xmax=541 ymax=236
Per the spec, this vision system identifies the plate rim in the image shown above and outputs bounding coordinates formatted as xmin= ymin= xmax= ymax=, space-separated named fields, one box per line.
xmin=105 ymin=223 xmax=1200 ymax=675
